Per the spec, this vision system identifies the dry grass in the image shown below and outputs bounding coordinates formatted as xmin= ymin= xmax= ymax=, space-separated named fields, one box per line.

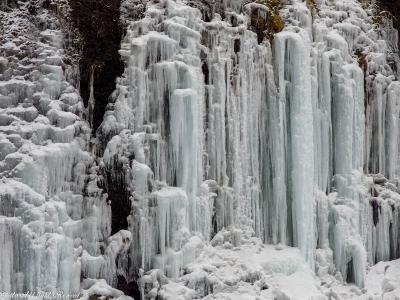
xmin=372 ymin=10 xmax=394 ymax=25
xmin=250 ymin=0 xmax=284 ymax=41
xmin=306 ymin=0 xmax=319 ymax=14
xmin=360 ymin=0 xmax=374 ymax=9
xmin=355 ymin=49 xmax=368 ymax=73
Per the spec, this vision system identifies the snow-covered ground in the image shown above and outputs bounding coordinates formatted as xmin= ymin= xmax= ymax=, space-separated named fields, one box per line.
xmin=139 ymin=227 xmax=400 ymax=300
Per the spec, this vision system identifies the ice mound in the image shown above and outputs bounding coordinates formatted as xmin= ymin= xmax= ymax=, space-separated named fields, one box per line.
xmin=142 ymin=228 xmax=400 ymax=300
xmin=365 ymin=259 xmax=400 ymax=299
xmin=144 ymin=229 xmax=327 ymax=300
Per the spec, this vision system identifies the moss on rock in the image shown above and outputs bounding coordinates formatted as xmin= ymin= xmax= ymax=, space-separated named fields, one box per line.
xmin=249 ymin=0 xmax=284 ymax=42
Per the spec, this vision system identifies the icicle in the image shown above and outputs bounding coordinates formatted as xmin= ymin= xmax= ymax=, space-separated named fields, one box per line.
xmin=88 ymin=65 xmax=95 ymax=128
xmin=0 ymin=217 xmax=22 ymax=293
xmin=169 ymin=88 xmax=201 ymax=231
xmin=274 ymin=29 xmax=316 ymax=269
xmin=385 ymin=82 xmax=400 ymax=179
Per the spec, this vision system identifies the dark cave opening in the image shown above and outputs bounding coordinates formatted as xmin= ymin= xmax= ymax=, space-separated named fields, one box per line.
xmin=370 ymin=198 xmax=380 ymax=227
xmin=346 ymin=259 xmax=355 ymax=284
xmin=117 ymin=276 xmax=141 ymax=300
xmin=102 ymin=159 xmax=131 ymax=235
xmin=69 ymin=0 xmax=125 ymax=133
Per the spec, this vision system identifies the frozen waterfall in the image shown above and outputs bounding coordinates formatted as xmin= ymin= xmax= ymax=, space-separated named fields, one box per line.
xmin=2 ymin=0 xmax=400 ymax=299
xmin=100 ymin=0 xmax=400 ymax=289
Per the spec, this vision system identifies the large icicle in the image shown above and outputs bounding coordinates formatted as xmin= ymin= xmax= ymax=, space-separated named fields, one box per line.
xmin=274 ymin=29 xmax=316 ymax=268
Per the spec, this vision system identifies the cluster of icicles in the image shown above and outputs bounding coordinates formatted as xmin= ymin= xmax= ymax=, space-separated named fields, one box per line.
xmin=1 ymin=0 xmax=400 ymax=298
xmin=98 ymin=0 xmax=400 ymax=290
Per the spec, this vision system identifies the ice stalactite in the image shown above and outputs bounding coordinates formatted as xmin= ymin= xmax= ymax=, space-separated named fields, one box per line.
xmin=385 ymin=82 xmax=400 ymax=180
xmin=88 ymin=66 xmax=96 ymax=129
xmin=273 ymin=29 xmax=316 ymax=268
xmin=365 ymin=78 xmax=400 ymax=180
xmin=169 ymin=89 xmax=202 ymax=231
xmin=0 ymin=216 xmax=22 ymax=293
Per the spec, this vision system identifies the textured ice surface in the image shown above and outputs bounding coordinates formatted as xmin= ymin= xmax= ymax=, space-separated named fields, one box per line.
xmin=99 ymin=0 xmax=400 ymax=297
xmin=0 ymin=2 xmax=132 ymax=299
xmin=2 ymin=0 xmax=400 ymax=299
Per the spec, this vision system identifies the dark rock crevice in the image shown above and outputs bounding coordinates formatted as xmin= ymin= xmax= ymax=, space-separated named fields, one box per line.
xmin=379 ymin=0 xmax=400 ymax=47
xmin=117 ymin=276 xmax=141 ymax=300
xmin=67 ymin=4 xmax=140 ymax=298
xmin=99 ymin=158 xmax=131 ymax=235
xmin=69 ymin=0 xmax=125 ymax=133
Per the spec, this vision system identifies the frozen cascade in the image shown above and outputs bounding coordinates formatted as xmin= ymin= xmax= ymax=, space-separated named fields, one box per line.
xmin=102 ymin=0 xmax=272 ymax=281
xmin=273 ymin=29 xmax=315 ymax=268
xmin=169 ymin=88 xmax=202 ymax=230
xmin=99 ymin=0 xmax=400 ymax=293
xmin=2 ymin=0 xmax=400 ymax=299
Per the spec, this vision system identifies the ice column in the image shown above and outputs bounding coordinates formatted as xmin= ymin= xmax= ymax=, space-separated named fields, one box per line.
xmin=274 ymin=29 xmax=315 ymax=268
xmin=170 ymin=88 xmax=202 ymax=232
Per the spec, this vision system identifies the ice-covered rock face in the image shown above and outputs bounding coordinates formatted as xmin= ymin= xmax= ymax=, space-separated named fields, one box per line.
xmin=99 ymin=0 xmax=400 ymax=296
xmin=2 ymin=0 xmax=400 ymax=299
xmin=0 ymin=1 xmax=133 ymax=299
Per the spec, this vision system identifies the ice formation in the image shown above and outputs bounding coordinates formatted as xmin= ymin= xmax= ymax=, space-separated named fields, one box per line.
xmin=0 ymin=2 xmax=131 ymax=299
xmin=2 ymin=0 xmax=400 ymax=299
